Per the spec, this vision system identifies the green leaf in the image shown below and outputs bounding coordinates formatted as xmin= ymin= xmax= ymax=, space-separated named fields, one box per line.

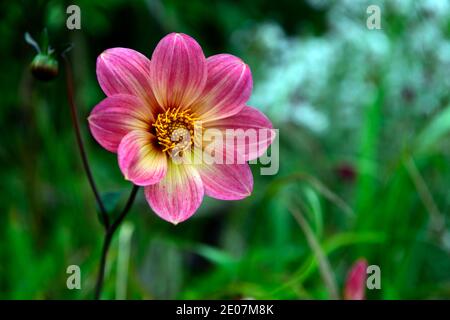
xmin=416 ymin=104 xmax=450 ymax=153
xmin=191 ymin=244 xmax=237 ymax=267
xmin=96 ymin=190 xmax=124 ymax=225
xmin=24 ymin=32 xmax=40 ymax=53
xmin=303 ymin=186 xmax=323 ymax=238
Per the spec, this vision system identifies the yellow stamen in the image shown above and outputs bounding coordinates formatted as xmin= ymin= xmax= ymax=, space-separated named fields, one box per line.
xmin=152 ymin=107 xmax=200 ymax=154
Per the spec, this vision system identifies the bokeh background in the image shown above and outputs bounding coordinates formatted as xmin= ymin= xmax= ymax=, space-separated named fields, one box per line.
xmin=1 ymin=0 xmax=449 ymax=299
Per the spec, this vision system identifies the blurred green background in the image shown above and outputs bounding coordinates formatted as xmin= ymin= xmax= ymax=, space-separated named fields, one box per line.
xmin=0 ymin=0 xmax=449 ymax=299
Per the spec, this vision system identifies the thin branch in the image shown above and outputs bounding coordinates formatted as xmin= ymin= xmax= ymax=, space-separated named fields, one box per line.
xmin=110 ymin=185 xmax=140 ymax=233
xmin=94 ymin=185 xmax=139 ymax=300
xmin=63 ymin=55 xmax=109 ymax=228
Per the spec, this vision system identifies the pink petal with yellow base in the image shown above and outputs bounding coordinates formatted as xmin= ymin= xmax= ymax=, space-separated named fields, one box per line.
xmin=88 ymin=94 xmax=152 ymax=153
xmin=118 ymin=130 xmax=168 ymax=186
xmin=144 ymin=162 xmax=204 ymax=224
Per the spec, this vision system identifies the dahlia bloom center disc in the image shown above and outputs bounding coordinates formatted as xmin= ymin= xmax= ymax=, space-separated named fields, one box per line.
xmin=152 ymin=107 xmax=199 ymax=154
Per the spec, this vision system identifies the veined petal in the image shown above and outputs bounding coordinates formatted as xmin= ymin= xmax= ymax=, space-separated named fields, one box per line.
xmin=203 ymin=106 xmax=275 ymax=162
xmin=193 ymin=54 xmax=252 ymax=121
xmin=197 ymin=163 xmax=253 ymax=200
xmin=144 ymin=162 xmax=204 ymax=224
xmin=97 ymin=48 xmax=161 ymax=113
xmin=88 ymin=94 xmax=152 ymax=153
xmin=149 ymin=33 xmax=207 ymax=109
xmin=118 ymin=130 xmax=167 ymax=186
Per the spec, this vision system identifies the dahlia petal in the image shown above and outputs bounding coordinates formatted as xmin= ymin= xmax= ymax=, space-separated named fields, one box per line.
xmin=197 ymin=163 xmax=253 ymax=200
xmin=96 ymin=48 xmax=160 ymax=112
xmin=118 ymin=130 xmax=167 ymax=186
xmin=193 ymin=54 xmax=252 ymax=121
xmin=88 ymin=94 xmax=152 ymax=152
xmin=149 ymin=33 xmax=207 ymax=109
xmin=144 ymin=162 xmax=204 ymax=224
xmin=204 ymin=106 xmax=275 ymax=162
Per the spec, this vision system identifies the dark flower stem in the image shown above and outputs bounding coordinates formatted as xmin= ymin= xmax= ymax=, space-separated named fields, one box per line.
xmin=63 ymin=55 xmax=139 ymax=299
xmin=94 ymin=184 xmax=139 ymax=300
xmin=63 ymin=55 xmax=109 ymax=228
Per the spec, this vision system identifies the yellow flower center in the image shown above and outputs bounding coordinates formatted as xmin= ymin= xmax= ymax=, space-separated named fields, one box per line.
xmin=153 ymin=107 xmax=199 ymax=154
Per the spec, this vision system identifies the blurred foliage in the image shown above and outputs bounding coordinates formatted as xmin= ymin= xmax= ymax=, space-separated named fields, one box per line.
xmin=0 ymin=0 xmax=449 ymax=299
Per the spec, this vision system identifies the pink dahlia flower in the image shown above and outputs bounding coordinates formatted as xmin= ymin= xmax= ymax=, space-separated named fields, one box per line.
xmin=88 ymin=33 xmax=275 ymax=224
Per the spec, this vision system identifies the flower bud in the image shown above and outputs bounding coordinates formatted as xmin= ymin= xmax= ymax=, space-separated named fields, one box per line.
xmin=30 ymin=53 xmax=59 ymax=81
xmin=344 ymin=259 xmax=368 ymax=300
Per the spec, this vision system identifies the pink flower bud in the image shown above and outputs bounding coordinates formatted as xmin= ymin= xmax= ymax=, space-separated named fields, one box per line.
xmin=344 ymin=259 xmax=368 ymax=300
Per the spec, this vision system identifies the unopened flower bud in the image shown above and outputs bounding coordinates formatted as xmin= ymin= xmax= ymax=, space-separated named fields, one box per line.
xmin=30 ymin=53 xmax=59 ymax=81
xmin=344 ymin=259 xmax=368 ymax=300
